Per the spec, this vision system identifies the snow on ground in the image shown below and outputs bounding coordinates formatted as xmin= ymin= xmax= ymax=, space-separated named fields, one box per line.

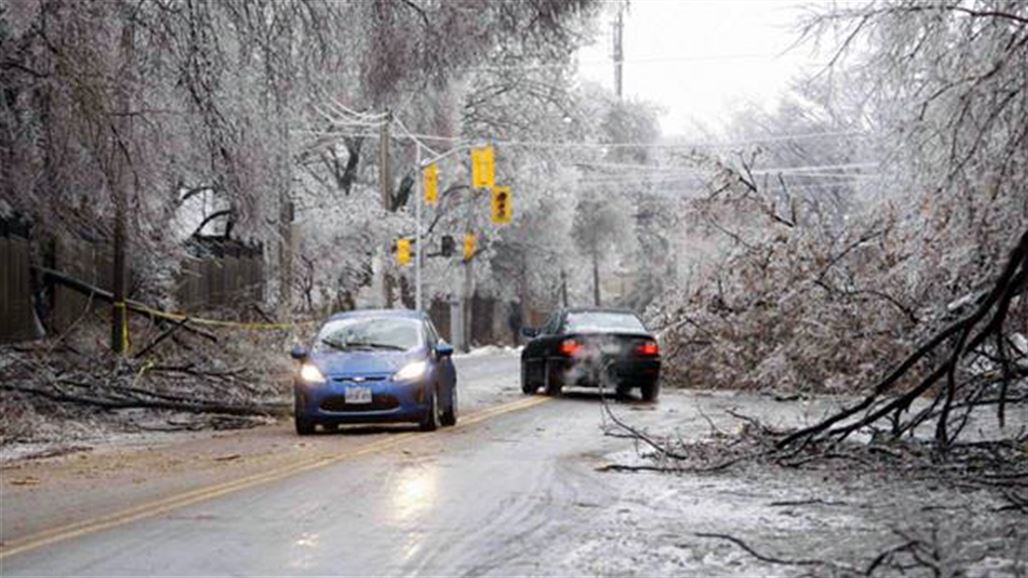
xmin=454 ymin=344 xmax=523 ymax=359
xmin=544 ymin=394 xmax=1028 ymax=577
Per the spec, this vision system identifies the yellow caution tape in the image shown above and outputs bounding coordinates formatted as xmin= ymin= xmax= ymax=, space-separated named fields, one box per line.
xmin=114 ymin=301 xmax=130 ymax=352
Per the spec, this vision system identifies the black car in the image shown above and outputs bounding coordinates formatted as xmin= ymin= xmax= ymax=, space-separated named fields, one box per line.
xmin=520 ymin=308 xmax=661 ymax=401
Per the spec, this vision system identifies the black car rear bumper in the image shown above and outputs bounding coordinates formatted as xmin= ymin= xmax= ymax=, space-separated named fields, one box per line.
xmin=536 ymin=356 xmax=660 ymax=388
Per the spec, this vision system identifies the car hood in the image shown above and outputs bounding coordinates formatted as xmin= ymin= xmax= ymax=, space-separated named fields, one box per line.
xmin=310 ymin=349 xmax=425 ymax=377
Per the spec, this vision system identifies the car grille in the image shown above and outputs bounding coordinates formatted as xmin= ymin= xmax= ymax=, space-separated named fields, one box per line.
xmin=320 ymin=394 xmax=400 ymax=412
xmin=330 ymin=375 xmax=387 ymax=383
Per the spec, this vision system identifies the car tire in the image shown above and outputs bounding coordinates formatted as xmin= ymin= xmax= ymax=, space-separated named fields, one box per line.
xmin=441 ymin=383 xmax=458 ymax=426
xmin=294 ymin=391 xmax=315 ymax=435
xmin=295 ymin=415 xmax=315 ymax=435
xmin=520 ymin=363 xmax=537 ymax=395
xmin=615 ymin=383 xmax=632 ymax=400
xmin=420 ymin=385 xmax=441 ymax=431
xmin=641 ymin=380 xmax=660 ymax=403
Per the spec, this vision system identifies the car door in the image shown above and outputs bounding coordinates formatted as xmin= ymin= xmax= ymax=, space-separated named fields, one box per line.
xmin=523 ymin=310 xmax=563 ymax=382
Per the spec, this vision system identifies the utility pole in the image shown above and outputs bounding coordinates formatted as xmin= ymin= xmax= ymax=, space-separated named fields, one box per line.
xmin=463 ymin=250 xmax=473 ymax=352
xmin=379 ymin=111 xmax=393 ymax=307
xmin=111 ymin=7 xmax=134 ymax=354
xmin=613 ymin=1 xmax=625 ymax=100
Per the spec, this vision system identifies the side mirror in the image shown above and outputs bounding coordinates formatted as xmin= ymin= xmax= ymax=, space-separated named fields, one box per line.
xmin=521 ymin=327 xmax=539 ymax=338
xmin=290 ymin=345 xmax=309 ymax=360
xmin=435 ymin=342 xmax=455 ymax=358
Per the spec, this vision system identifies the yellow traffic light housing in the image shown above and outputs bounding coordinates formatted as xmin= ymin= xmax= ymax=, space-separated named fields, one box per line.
xmin=470 ymin=145 xmax=494 ymax=189
xmin=491 ymin=185 xmax=512 ymax=224
xmin=463 ymin=232 xmax=476 ymax=262
xmin=423 ymin=162 xmax=438 ymax=204
xmin=396 ymin=238 xmax=411 ymax=265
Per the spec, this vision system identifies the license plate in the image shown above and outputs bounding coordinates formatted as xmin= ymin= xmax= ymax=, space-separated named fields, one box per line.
xmin=344 ymin=386 xmax=372 ymax=404
xmin=601 ymin=343 xmax=621 ymax=354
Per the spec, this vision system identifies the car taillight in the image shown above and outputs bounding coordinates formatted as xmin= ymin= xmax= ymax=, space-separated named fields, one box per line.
xmin=558 ymin=339 xmax=581 ymax=356
xmin=635 ymin=341 xmax=659 ymax=356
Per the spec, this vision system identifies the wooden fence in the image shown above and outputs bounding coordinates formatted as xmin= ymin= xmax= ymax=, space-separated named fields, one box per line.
xmin=176 ymin=255 xmax=264 ymax=311
xmin=52 ymin=236 xmax=115 ymax=330
xmin=0 ymin=235 xmax=41 ymax=342
xmin=0 ymin=235 xmax=266 ymax=344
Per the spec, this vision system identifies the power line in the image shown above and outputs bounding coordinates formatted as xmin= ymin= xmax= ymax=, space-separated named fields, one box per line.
xmin=464 ymin=53 xmax=827 ymax=73
xmin=573 ymin=160 xmax=878 ymax=174
xmin=297 ymin=127 xmax=873 ymax=151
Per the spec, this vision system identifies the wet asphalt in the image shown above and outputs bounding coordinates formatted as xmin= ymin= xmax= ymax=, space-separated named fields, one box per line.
xmin=1 ymin=353 xmax=662 ymax=576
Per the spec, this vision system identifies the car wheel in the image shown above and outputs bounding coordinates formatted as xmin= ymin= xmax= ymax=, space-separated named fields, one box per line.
xmin=419 ymin=384 xmax=441 ymax=431
xmin=295 ymin=414 xmax=315 ymax=435
xmin=294 ymin=391 xmax=315 ymax=435
xmin=520 ymin=363 xmax=537 ymax=395
xmin=441 ymin=383 xmax=458 ymax=426
xmin=615 ymin=383 xmax=632 ymax=400
xmin=641 ymin=380 xmax=660 ymax=403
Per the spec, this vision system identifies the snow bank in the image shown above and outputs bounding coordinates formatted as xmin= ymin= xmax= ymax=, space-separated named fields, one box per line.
xmin=453 ymin=344 xmax=523 ymax=359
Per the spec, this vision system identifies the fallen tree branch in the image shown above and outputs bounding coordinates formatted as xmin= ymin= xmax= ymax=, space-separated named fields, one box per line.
xmin=35 ymin=266 xmax=218 ymax=342
xmin=778 ymin=227 xmax=1028 ymax=451
xmin=2 ymin=383 xmax=287 ymax=417
xmin=133 ymin=317 xmax=190 ymax=359
xmin=694 ymin=532 xmax=827 ymax=567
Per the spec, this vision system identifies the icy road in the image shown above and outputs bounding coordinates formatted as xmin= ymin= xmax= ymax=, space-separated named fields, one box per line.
xmin=1 ymin=351 xmax=1019 ymax=576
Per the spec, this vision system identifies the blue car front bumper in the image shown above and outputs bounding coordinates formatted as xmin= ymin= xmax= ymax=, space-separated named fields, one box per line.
xmin=295 ymin=377 xmax=431 ymax=424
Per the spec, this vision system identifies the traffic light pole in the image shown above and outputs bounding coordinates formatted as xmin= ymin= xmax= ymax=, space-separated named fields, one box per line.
xmin=407 ymin=138 xmax=474 ymax=314
xmin=379 ymin=117 xmax=479 ymax=316
xmin=414 ymin=143 xmax=423 ymax=313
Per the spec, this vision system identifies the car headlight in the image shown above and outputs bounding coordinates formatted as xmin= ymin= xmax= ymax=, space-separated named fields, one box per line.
xmin=300 ymin=363 xmax=326 ymax=384
xmin=393 ymin=360 xmax=428 ymax=382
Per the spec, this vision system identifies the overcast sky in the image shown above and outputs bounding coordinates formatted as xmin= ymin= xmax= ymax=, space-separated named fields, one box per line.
xmin=576 ymin=1 xmax=823 ymax=137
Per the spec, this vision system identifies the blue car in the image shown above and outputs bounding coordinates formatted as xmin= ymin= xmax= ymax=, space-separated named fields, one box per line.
xmin=289 ymin=309 xmax=457 ymax=435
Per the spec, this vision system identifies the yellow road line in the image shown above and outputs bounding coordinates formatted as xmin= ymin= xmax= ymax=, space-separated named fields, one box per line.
xmin=0 ymin=395 xmax=551 ymax=560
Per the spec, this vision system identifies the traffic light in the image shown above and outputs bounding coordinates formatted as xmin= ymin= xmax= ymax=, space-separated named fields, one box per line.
xmin=470 ymin=145 xmax=494 ymax=189
xmin=395 ymin=238 xmax=411 ymax=265
xmin=440 ymin=235 xmax=455 ymax=257
xmin=463 ymin=232 xmax=475 ymax=262
xmin=423 ymin=162 xmax=438 ymax=204
xmin=491 ymin=185 xmax=512 ymax=224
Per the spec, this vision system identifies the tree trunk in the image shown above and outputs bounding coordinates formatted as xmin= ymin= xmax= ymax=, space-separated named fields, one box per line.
xmin=592 ymin=250 xmax=601 ymax=306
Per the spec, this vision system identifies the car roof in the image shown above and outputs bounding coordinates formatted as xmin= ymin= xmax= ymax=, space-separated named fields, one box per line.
xmin=327 ymin=308 xmax=426 ymax=322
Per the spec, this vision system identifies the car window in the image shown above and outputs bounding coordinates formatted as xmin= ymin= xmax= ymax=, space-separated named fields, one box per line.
xmin=313 ymin=317 xmax=423 ymax=352
xmin=563 ymin=312 xmax=646 ymax=333
xmin=542 ymin=313 xmax=561 ymax=335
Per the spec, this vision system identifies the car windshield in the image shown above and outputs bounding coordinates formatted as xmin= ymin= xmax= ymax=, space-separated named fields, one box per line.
xmin=564 ymin=312 xmax=646 ymax=333
xmin=313 ymin=317 xmax=422 ymax=352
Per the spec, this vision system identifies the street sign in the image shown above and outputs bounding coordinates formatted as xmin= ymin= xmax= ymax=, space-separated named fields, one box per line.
xmin=396 ymin=238 xmax=411 ymax=265
xmin=423 ymin=162 xmax=438 ymax=204
xmin=463 ymin=232 xmax=475 ymax=262
xmin=470 ymin=145 xmax=494 ymax=189
xmin=491 ymin=185 xmax=512 ymax=224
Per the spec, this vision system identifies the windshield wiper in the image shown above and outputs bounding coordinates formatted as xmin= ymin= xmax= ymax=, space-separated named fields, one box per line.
xmin=320 ymin=339 xmax=351 ymax=351
xmin=320 ymin=339 xmax=407 ymax=352
xmin=343 ymin=341 xmax=407 ymax=351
